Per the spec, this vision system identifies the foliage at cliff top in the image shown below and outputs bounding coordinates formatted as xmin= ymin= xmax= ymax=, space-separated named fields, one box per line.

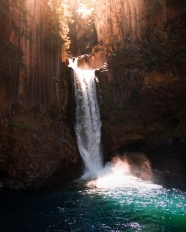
xmin=47 ymin=0 xmax=97 ymax=47
xmin=48 ymin=0 xmax=73 ymax=49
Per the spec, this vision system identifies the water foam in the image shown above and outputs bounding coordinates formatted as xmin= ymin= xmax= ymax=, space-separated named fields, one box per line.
xmin=70 ymin=58 xmax=157 ymax=188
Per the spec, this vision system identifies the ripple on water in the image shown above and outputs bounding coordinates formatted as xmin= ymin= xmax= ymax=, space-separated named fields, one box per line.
xmin=0 ymin=179 xmax=186 ymax=232
xmin=83 ymin=178 xmax=186 ymax=231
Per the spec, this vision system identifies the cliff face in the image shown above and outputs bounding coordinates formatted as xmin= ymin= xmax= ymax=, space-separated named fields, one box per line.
xmin=0 ymin=0 xmax=64 ymax=110
xmin=0 ymin=113 xmax=82 ymax=189
xmin=0 ymin=0 xmax=82 ymax=188
xmin=94 ymin=0 xmax=167 ymax=50
xmin=92 ymin=0 xmax=186 ymax=173
xmin=91 ymin=0 xmax=186 ymax=142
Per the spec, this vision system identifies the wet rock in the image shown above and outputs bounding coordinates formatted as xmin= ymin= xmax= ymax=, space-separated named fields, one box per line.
xmin=77 ymin=44 xmax=107 ymax=70
xmin=0 ymin=113 xmax=82 ymax=189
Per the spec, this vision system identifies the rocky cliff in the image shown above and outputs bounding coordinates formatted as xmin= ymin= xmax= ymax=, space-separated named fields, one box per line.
xmin=92 ymin=0 xmax=186 ymax=173
xmin=0 ymin=0 xmax=82 ymax=189
xmin=71 ymin=0 xmax=186 ymax=148
xmin=0 ymin=0 xmax=67 ymax=109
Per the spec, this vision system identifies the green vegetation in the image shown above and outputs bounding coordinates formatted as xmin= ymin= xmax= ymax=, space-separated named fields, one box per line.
xmin=109 ymin=25 xmax=186 ymax=73
xmin=44 ymin=11 xmax=63 ymax=50
xmin=48 ymin=0 xmax=72 ymax=50
xmin=108 ymin=0 xmax=186 ymax=73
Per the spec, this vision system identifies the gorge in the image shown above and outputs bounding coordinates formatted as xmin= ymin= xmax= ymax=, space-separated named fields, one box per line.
xmin=0 ymin=0 xmax=185 ymax=190
xmin=0 ymin=0 xmax=186 ymax=231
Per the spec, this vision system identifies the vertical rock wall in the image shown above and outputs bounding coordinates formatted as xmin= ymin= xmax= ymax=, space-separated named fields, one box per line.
xmin=21 ymin=0 xmax=59 ymax=107
xmin=0 ymin=0 xmax=66 ymax=112
xmin=0 ymin=0 xmax=82 ymax=189
xmin=92 ymin=0 xmax=186 ymax=154
xmin=94 ymin=0 xmax=167 ymax=51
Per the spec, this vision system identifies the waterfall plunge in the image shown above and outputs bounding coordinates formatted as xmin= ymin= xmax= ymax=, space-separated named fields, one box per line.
xmin=69 ymin=58 xmax=155 ymax=188
xmin=69 ymin=58 xmax=103 ymax=178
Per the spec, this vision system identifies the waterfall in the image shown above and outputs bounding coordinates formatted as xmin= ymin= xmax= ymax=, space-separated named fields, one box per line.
xmin=69 ymin=58 xmax=103 ymax=178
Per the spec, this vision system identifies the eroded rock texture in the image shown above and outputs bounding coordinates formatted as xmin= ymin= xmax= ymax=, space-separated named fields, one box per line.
xmin=94 ymin=0 xmax=167 ymax=50
xmin=0 ymin=113 xmax=82 ymax=189
xmin=90 ymin=0 xmax=185 ymax=141
xmin=92 ymin=0 xmax=186 ymax=173
xmin=0 ymin=0 xmax=81 ymax=188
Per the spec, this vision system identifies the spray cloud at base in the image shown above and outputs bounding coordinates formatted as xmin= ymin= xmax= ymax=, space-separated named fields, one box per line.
xmin=69 ymin=58 xmax=155 ymax=187
xmin=94 ymin=153 xmax=155 ymax=188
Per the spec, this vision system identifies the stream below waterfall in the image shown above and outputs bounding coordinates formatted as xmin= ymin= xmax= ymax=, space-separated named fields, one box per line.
xmin=0 ymin=179 xmax=186 ymax=232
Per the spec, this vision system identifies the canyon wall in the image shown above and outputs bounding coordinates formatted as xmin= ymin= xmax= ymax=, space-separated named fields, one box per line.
xmin=93 ymin=0 xmax=186 ymax=173
xmin=94 ymin=0 xmax=167 ymax=51
xmin=0 ymin=0 xmax=66 ymax=110
xmin=0 ymin=0 xmax=82 ymax=188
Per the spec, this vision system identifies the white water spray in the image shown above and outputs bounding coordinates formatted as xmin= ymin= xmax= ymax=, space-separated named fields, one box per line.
xmin=69 ymin=58 xmax=103 ymax=178
xmin=69 ymin=58 xmax=155 ymax=188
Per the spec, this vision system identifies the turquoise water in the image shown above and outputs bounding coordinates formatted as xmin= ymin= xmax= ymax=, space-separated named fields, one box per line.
xmin=0 ymin=179 xmax=186 ymax=232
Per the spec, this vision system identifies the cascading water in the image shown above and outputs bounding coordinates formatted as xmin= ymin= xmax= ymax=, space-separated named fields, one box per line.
xmin=69 ymin=58 xmax=103 ymax=178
